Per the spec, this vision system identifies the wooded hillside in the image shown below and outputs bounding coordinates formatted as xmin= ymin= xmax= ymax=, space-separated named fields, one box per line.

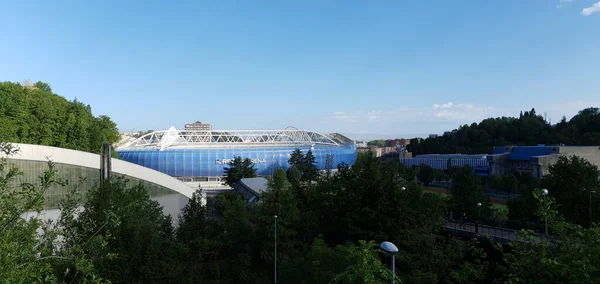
xmin=0 ymin=81 xmax=120 ymax=153
xmin=409 ymin=107 xmax=600 ymax=155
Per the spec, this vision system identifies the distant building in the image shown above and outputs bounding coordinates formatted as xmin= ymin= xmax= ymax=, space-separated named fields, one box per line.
xmin=488 ymin=145 xmax=600 ymax=178
xmin=369 ymin=146 xmax=383 ymax=157
xmin=233 ymin=177 xmax=269 ymax=203
xmin=355 ymin=140 xmax=368 ymax=148
xmin=401 ymin=154 xmax=490 ymax=176
xmin=387 ymin=139 xmax=410 ymax=147
xmin=184 ymin=121 xmax=212 ymax=131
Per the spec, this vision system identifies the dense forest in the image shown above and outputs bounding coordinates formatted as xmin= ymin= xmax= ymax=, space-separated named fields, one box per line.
xmin=0 ymin=81 xmax=120 ymax=153
xmin=3 ymin=146 xmax=599 ymax=283
xmin=409 ymin=107 xmax=600 ymax=155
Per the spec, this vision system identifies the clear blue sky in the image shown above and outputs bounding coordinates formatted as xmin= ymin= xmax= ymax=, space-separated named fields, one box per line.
xmin=1 ymin=0 xmax=599 ymax=140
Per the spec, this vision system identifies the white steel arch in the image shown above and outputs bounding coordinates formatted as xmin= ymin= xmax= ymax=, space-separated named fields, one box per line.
xmin=120 ymin=126 xmax=349 ymax=151
xmin=2 ymin=143 xmax=194 ymax=198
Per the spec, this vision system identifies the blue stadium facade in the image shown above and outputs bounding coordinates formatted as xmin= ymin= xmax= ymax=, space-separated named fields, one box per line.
xmin=117 ymin=127 xmax=357 ymax=177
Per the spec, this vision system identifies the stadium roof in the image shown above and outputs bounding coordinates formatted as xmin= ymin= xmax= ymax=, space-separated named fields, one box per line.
xmin=118 ymin=126 xmax=354 ymax=151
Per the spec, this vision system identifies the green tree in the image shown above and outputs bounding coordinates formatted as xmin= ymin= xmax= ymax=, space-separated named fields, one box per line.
xmin=60 ymin=177 xmax=178 ymax=284
xmin=408 ymin=106 xmax=600 ymax=154
xmin=256 ymin=174 xmax=302 ymax=267
xmin=541 ymin=155 xmax=600 ymax=227
xmin=0 ymin=143 xmax=106 ymax=283
xmin=505 ymin=189 xmax=600 ymax=283
xmin=176 ymin=188 xmax=208 ymax=242
xmin=270 ymin=168 xmax=290 ymax=190
xmin=288 ymin=148 xmax=319 ymax=185
xmin=330 ymin=240 xmax=393 ymax=284
xmin=223 ymin=156 xmax=257 ymax=188
xmin=0 ymin=81 xmax=120 ymax=153
xmin=366 ymin=140 xmax=386 ymax=147
xmin=449 ymin=166 xmax=492 ymax=221
xmin=418 ymin=164 xmax=435 ymax=186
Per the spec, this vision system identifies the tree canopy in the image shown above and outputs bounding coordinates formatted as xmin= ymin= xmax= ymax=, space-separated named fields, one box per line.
xmin=409 ymin=107 xmax=600 ymax=155
xmin=223 ymin=156 xmax=257 ymax=187
xmin=0 ymin=81 xmax=120 ymax=153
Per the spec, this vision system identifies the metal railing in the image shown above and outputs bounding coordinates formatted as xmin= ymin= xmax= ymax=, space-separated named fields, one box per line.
xmin=444 ymin=220 xmax=523 ymax=242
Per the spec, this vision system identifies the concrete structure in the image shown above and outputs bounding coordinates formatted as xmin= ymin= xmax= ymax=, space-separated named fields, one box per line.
xmin=1 ymin=143 xmax=194 ymax=221
xmin=184 ymin=121 xmax=212 ymax=131
xmin=233 ymin=177 xmax=269 ymax=203
xmin=488 ymin=145 xmax=600 ymax=178
xmin=116 ymin=126 xmax=357 ymax=178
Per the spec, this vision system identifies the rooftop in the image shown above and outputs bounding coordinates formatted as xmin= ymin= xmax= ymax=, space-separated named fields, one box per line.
xmin=239 ymin=177 xmax=269 ymax=195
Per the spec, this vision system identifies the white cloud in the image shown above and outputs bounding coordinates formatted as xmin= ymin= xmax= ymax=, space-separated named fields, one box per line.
xmin=582 ymin=1 xmax=600 ymax=15
xmin=557 ymin=0 xmax=575 ymax=8
xmin=326 ymin=102 xmax=497 ymax=139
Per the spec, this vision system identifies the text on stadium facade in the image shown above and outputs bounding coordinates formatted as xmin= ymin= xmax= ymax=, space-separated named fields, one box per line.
xmin=215 ymin=158 xmax=267 ymax=165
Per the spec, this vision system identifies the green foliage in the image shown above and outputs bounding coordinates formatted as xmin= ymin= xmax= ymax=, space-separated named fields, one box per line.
xmin=288 ymin=148 xmax=319 ymax=185
xmin=0 ymin=81 xmax=120 ymax=153
xmin=366 ymin=140 xmax=386 ymax=147
xmin=449 ymin=166 xmax=492 ymax=220
xmin=418 ymin=164 xmax=435 ymax=186
xmin=257 ymin=178 xmax=302 ymax=263
xmin=330 ymin=240 xmax=392 ymax=284
xmin=0 ymin=143 xmax=106 ymax=283
xmin=270 ymin=168 xmax=290 ymax=190
xmin=409 ymin=107 xmax=600 ymax=155
xmin=505 ymin=197 xmax=600 ymax=283
xmin=541 ymin=155 xmax=600 ymax=227
xmin=176 ymin=188 xmax=208 ymax=242
xmin=59 ymin=177 xmax=177 ymax=284
xmin=223 ymin=156 xmax=257 ymax=188
xmin=0 ymin=144 xmax=56 ymax=283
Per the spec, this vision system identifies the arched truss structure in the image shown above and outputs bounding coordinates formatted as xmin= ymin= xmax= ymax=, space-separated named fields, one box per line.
xmin=120 ymin=126 xmax=353 ymax=151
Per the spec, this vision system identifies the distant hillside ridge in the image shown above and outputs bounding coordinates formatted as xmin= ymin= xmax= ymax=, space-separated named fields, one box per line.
xmin=409 ymin=107 xmax=600 ymax=155
xmin=0 ymin=81 xmax=120 ymax=154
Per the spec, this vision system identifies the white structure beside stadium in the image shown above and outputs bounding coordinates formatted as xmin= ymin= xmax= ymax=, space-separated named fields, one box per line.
xmin=2 ymin=143 xmax=195 ymax=222
xmin=4 ymin=143 xmax=195 ymax=198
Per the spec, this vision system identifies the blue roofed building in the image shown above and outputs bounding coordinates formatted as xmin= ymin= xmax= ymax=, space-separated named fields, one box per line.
xmin=488 ymin=145 xmax=600 ymax=178
xmin=400 ymin=154 xmax=490 ymax=176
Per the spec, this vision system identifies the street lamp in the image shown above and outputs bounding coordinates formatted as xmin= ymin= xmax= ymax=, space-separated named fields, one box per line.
xmin=590 ymin=190 xmax=596 ymax=228
xmin=401 ymin=186 xmax=406 ymax=191
xmin=541 ymin=189 xmax=549 ymax=235
xmin=475 ymin=202 xmax=482 ymax=234
xmin=274 ymin=215 xmax=278 ymax=284
xmin=380 ymin=241 xmax=399 ymax=284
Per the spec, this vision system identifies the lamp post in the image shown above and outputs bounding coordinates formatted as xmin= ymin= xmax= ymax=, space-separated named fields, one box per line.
xmin=475 ymin=202 xmax=482 ymax=234
xmin=274 ymin=215 xmax=278 ymax=284
xmin=541 ymin=189 xmax=549 ymax=235
xmin=590 ymin=190 xmax=596 ymax=228
xmin=380 ymin=241 xmax=399 ymax=284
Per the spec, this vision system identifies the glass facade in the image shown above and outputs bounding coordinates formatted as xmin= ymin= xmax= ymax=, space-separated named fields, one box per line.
xmin=117 ymin=143 xmax=358 ymax=177
xmin=7 ymin=160 xmax=176 ymax=210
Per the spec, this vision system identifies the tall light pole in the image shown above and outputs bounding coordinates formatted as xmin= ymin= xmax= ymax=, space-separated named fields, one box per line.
xmin=590 ymin=190 xmax=596 ymax=228
xmin=541 ymin=189 xmax=549 ymax=235
xmin=475 ymin=202 xmax=482 ymax=234
xmin=274 ymin=215 xmax=278 ymax=284
xmin=380 ymin=241 xmax=399 ymax=284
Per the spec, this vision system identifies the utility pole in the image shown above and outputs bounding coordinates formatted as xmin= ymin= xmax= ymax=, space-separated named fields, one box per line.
xmin=274 ymin=215 xmax=278 ymax=284
xmin=100 ymin=142 xmax=112 ymax=185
